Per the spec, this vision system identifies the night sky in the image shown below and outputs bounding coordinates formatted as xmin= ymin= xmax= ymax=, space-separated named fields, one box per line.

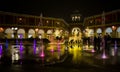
xmin=0 ymin=0 xmax=119 ymax=21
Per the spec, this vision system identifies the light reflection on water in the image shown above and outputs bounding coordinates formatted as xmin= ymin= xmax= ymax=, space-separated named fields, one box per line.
xmin=68 ymin=44 xmax=94 ymax=64
xmin=0 ymin=41 xmax=120 ymax=66
xmin=69 ymin=47 xmax=83 ymax=64
xmin=1 ymin=42 xmax=67 ymax=65
xmin=67 ymin=43 xmax=120 ymax=65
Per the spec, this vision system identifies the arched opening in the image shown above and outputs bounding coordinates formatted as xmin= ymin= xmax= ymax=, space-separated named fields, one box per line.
xmin=89 ymin=29 xmax=94 ymax=36
xmin=72 ymin=27 xmax=81 ymax=36
xmin=117 ymin=27 xmax=120 ymax=38
xmin=17 ymin=29 xmax=25 ymax=38
xmin=5 ymin=28 xmax=14 ymax=38
xmin=70 ymin=27 xmax=82 ymax=42
xmin=96 ymin=28 xmax=102 ymax=36
xmin=38 ymin=29 xmax=44 ymax=39
xmin=47 ymin=29 xmax=53 ymax=39
xmin=28 ymin=29 xmax=35 ymax=38
xmin=105 ymin=27 xmax=112 ymax=36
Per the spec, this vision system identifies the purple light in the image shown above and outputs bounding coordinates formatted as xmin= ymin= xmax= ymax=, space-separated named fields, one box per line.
xmin=19 ymin=34 xmax=23 ymax=59
xmin=33 ymin=39 xmax=36 ymax=54
xmin=115 ymin=41 xmax=117 ymax=49
xmin=0 ymin=44 xmax=2 ymax=58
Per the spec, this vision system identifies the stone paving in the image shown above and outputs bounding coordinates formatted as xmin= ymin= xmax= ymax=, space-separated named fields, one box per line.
xmin=0 ymin=50 xmax=120 ymax=72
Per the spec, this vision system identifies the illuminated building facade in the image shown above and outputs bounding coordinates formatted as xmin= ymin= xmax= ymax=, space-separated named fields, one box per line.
xmin=0 ymin=11 xmax=69 ymax=39
xmin=84 ymin=9 xmax=120 ymax=38
xmin=0 ymin=9 xmax=120 ymax=39
xmin=68 ymin=10 xmax=84 ymax=37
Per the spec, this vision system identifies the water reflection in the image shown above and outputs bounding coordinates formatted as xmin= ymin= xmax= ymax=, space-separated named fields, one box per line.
xmin=0 ymin=44 xmax=2 ymax=58
xmin=0 ymin=38 xmax=120 ymax=66
xmin=68 ymin=45 xmax=83 ymax=64
xmin=7 ymin=40 xmax=67 ymax=65
xmin=46 ymin=43 xmax=66 ymax=62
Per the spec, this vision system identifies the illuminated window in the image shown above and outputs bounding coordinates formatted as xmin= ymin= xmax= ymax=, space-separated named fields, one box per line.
xmin=19 ymin=18 xmax=22 ymax=21
xmin=71 ymin=15 xmax=81 ymax=21
xmin=78 ymin=16 xmax=80 ymax=20
xmin=56 ymin=22 xmax=60 ymax=25
xmin=46 ymin=20 xmax=49 ymax=23
xmin=75 ymin=16 xmax=77 ymax=21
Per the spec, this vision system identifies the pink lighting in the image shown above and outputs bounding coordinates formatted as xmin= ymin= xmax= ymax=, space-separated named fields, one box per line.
xmin=40 ymin=45 xmax=45 ymax=57
xmin=40 ymin=51 xmax=45 ymax=57
xmin=102 ymin=54 xmax=107 ymax=59
xmin=91 ymin=49 xmax=95 ymax=53
xmin=50 ymin=48 xmax=54 ymax=52
xmin=57 ymin=41 xmax=61 ymax=52
xmin=102 ymin=50 xmax=108 ymax=59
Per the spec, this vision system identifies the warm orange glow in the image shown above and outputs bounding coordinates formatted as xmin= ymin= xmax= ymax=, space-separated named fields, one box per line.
xmin=0 ymin=27 xmax=4 ymax=32
xmin=35 ymin=28 xmax=39 ymax=32
xmin=112 ymin=26 xmax=116 ymax=31
xmin=19 ymin=18 xmax=22 ymax=21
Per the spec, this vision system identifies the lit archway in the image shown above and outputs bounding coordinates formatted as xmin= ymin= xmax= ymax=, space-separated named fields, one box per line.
xmin=89 ymin=29 xmax=94 ymax=36
xmin=96 ymin=28 xmax=102 ymax=34
xmin=38 ymin=29 xmax=45 ymax=39
xmin=117 ymin=27 xmax=120 ymax=32
xmin=72 ymin=27 xmax=81 ymax=36
xmin=54 ymin=29 xmax=60 ymax=37
xmin=70 ymin=27 xmax=82 ymax=42
xmin=105 ymin=27 xmax=112 ymax=34
xmin=47 ymin=29 xmax=53 ymax=35
xmin=28 ymin=29 xmax=35 ymax=38
xmin=47 ymin=29 xmax=53 ymax=39
xmin=5 ymin=28 xmax=14 ymax=38
xmin=117 ymin=27 xmax=120 ymax=38
xmin=17 ymin=29 xmax=25 ymax=38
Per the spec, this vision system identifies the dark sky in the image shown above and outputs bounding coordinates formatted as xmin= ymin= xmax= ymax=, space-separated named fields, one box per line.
xmin=0 ymin=0 xmax=119 ymax=21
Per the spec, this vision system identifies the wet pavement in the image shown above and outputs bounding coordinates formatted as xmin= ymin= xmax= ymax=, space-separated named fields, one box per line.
xmin=0 ymin=50 xmax=120 ymax=72
xmin=1 ymin=39 xmax=120 ymax=72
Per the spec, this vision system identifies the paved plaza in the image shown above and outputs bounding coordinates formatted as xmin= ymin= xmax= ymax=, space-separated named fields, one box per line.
xmin=0 ymin=48 xmax=120 ymax=72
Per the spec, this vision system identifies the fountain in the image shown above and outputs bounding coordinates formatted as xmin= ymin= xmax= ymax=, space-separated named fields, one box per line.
xmin=11 ymin=34 xmax=24 ymax=63
xmin=100 ymin=38 xmax=108 ymax=59
xmin=40 ymin=44 xmax=45 ymax=57
xmin=111 ymin=40 xmax=118 ymax=56
xmin=95 ymin=36 xmax=109 ymax=59
xmin=19 ymin=34 xmax=23 ymax=60
xmin=102 ymin=49 xmax=108 ymax=59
